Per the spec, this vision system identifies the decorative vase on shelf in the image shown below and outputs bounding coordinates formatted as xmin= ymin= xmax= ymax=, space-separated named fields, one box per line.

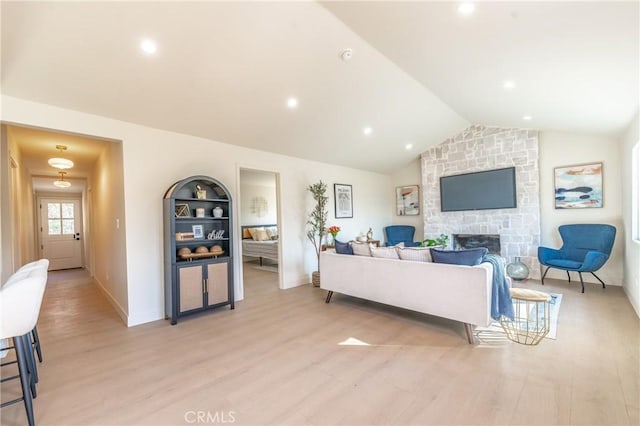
xmin=213 ymin=206 xmax=223 ymax=218
xmin=506 ymin=257 xmax=530 ymax=281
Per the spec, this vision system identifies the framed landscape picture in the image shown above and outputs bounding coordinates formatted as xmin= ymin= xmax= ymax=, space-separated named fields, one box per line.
xmin=396 ymin=185 xmax=420 ymax=216
xmin=554 ymin=162 xmax=603 ymax=209
xmin=334 ymin=184 xmax=353 ymax=218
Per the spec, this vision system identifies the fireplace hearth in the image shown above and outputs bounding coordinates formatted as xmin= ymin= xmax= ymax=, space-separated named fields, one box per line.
xmin=453 ymin=234 xmax=501 ymax=255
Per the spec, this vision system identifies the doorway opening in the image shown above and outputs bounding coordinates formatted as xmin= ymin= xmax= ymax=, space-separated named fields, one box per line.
xmin=38 ymin=196 xmax=84 ymax=270
xmin=238 ymin=168 xmax=282 ymax=298
xmin=1 ymin=123 xmax=129 ymax=324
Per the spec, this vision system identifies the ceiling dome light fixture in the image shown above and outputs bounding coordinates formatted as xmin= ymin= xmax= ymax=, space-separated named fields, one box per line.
xmin=48 ymin=144 xmax=74 ymax=169
xmin=405 ymin=143 xmax=414 ymax=150
xmin=53 ymin=171 xmax=71 ymax=188
xmin=458 ymin=2 xmax=475 ymax=15
xmin=522 ymin=115 xmax=533 ymax=121
xmin=363 ymin=126 xmax=373 ymax=136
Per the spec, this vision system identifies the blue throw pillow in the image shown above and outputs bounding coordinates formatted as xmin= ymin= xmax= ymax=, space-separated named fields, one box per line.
xmin=430 ymin=247 xmax=488 ymax=266
xmin=334 ymin=240 xmax=353 ymax=255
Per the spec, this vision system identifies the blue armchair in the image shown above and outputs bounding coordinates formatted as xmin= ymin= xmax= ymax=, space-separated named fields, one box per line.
xmin=384 ymin=225 xmax=421 ymax=247
xmin=538 ymin=224 xmax=616 ymax=293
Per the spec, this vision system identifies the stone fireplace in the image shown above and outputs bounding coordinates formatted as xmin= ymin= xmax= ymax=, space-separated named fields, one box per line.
xmin=421 ymin=125 xmax=541 ymax=278
xmin=453 ymin=234 xmax=501 ymax=255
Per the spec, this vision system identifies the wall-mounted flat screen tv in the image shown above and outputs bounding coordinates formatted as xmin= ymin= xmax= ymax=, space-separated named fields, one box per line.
xmin=440 ymin=167 xmax=517 ymax=212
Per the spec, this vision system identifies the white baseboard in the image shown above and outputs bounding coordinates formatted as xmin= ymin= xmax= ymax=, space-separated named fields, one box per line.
xmin=94 ymin=277 xmax=128 ymax=325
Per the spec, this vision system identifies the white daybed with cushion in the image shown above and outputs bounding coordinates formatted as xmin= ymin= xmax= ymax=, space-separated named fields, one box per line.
xmin=241 ymin=224 xmax=279 ymax=266
xmin=320 ymin=249 xmax=493 ymax=343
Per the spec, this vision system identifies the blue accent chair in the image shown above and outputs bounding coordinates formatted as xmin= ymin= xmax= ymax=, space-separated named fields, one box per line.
xmin=384 ymin=225 xmax=421 ymax=247
xmin=538 ymin=224 xmax=616 ymax=293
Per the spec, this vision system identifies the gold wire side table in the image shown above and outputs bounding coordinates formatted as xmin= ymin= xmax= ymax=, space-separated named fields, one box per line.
xmin=500 ymin=288 xmax=551 ymax=345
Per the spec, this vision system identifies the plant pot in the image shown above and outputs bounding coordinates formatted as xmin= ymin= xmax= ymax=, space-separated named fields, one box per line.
xmin=312 ymin=271 xmax=320 ymax=287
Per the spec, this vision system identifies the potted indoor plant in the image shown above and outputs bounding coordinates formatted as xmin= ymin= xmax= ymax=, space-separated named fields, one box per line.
xmin=306 ymin=180 xmax=328 ymax=286
xmin=421 ymin=234 xmax=449 ymax=249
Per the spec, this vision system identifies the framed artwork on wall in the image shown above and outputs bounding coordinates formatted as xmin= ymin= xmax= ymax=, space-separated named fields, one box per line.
xmin=554 ymin=162 xmax=603 ymax=209
xmin=396 ymin=185 xmax=420 ymax=216
xmin=334 ymin=184 xmax=353 ymax=218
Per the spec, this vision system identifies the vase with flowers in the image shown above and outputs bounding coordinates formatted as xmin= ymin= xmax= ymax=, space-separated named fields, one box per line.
xmin=327 ymin=226 xmax=341 ymax=246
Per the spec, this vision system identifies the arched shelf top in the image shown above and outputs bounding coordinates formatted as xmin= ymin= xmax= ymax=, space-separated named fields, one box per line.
xmin=164 ymin=175 xmax=232 ymax=201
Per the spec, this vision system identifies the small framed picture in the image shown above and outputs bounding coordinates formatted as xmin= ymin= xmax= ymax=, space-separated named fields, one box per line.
xmin=334 ymin=184 xmax=353 ymax=218
xmin=175 ymin=203 xmax=190 ymax=218
xmin=192 ymin=225 xmax=204 ymax=239
xmin=396 ymin=185 xmax=420 ymax=216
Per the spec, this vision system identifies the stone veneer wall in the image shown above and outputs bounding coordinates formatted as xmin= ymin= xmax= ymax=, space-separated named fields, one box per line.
xmin=421 ymin=125 xmax=541 ymax=278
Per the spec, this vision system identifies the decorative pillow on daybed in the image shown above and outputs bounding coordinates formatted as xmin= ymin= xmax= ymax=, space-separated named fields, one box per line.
xmin=334 ymin=240 xmax=353 ymax=255
xmin=254 ymin=229 xmax=270 ymax=241
xmin=370 ymin=246 xmax=400 ymax=259
xmin=265 ymin=226 xmax=279 ymax=240
xmin=430 ymin=247 xmax=488 ymax=266
xmin=247 ymin=227 xmax=264 ymax=240
xmin=398 ymin=247 xmax=432 ymax=262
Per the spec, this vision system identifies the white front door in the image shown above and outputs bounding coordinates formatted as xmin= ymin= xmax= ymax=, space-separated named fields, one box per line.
xmin=40 ymin=198 xmax=83 ymax=270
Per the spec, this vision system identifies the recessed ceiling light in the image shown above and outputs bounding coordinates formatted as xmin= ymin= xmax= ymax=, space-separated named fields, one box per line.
xmin=522 ymin=115 xmax=532 ymax=121
xmin=363 ymin=127 xmax=373 ymax=136
xmin=458 ymin=3 xmax=475 ymax=15
xmin=405 ymin=143 xmax=414 ymax=150
xmin=286 ymin=97 xmax=298 ymax=109
xmin=503 ymin=80 xmax=516 ymax=90
xmin=140 ymin=38 xmax=157 ymax=55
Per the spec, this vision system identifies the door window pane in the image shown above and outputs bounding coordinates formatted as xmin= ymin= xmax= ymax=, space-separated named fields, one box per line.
xmin=48 ymin=203 xmax=61 ymax=219
xmin=46 ymin=202 xmax=75 ymax=235
xmin=61 ymin=203 xmax=74 ymax=219
xmin=62 ymin=219 xmax=74 ymax=235
xmin=48 ymin=220 xmax=61 ymax=235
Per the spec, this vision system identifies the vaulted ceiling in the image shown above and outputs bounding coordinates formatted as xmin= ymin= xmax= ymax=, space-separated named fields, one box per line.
xmin=2 ymin=1 xmax=638 ymax=174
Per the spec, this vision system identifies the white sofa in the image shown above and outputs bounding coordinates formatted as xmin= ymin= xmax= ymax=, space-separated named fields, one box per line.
xmin=320 ymin=250 xmax=493 ymax=343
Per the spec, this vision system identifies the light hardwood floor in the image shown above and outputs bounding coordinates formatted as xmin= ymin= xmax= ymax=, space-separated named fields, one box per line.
xmin=1 ymin=267 xmax=638 ymax=425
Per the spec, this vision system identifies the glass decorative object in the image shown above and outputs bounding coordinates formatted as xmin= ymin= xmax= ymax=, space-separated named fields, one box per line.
xmin=506 ymin=256 xmax=530 ymax=281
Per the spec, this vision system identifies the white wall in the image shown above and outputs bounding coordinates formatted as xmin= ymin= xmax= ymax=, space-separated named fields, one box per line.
xmin=2 ymin=95 xmax=393 ymax=326
xmin=389 ymin=157 xmax=424 ymax=242
xmin=0 ymin=126 xmax=10 ymax=282
xmin=0 ymin=125 xmax=37 ymax=282
xmin=538 ymin=131 xmax=623 ymax=285
xmin=621 ymin=113 xmax=640 ymax=317
xmin=89 ymin=141 xmax=129 ymax=322
xmin=239 ymin=171 xmax=277 ymax=226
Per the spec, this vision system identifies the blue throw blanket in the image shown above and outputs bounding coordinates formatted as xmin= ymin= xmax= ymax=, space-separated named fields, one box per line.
xmin=482 ymin=254 xmax=514 ymax=321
